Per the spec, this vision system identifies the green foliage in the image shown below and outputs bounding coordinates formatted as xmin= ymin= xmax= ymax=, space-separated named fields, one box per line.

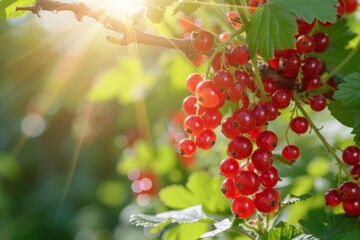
xmin=129 ymin=205 xmax=213 ymax=234
xmin=329 ymin=73 xmax=360 ymax=145
xmin=173 ymin=0 xmax=200 ymax=16
xmin=199 ymin=218 xmax=232 ymax=239
xmin=299 ymin=212 xmax=360 ymax=239
xmin=247 ymin=0 xmax=338 ymax=59
xmin=263 ymin=222 xmax=303 ymax=240
xmin=0 ymin=0 xmax=35 ymax=19
xmin=159 ymin=171 xmax=229 ymax=213
xmin=141 ymin=0 xmax=176 ymax=23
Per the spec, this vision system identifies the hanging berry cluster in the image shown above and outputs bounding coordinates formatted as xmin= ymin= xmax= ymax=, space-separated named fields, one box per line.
xmin=176 ymin=0 xmax=359 ymax=219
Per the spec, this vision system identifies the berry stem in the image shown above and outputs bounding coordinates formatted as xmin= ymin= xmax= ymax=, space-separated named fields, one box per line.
xmin=293 ymin=91 xmax=351 ymax=178
xmin=251 ymin=58 xmax=268 ymax=101
xmin=323 ymin=40 xmax=360 ymax=81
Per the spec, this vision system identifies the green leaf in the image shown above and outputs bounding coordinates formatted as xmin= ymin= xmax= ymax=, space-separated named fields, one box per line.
xmin=173 ymin=0 xmax=200 ymax=16
xmin=247 ymin=0 xmax=338 ymax=59
xmin=163 ymin=222 xmax=209 ymax=240
xmin=352 ymin=121 xmax=360 ymax=146
xmin=159 ymin=172 xmax=229 ymax=213
xmin=129 ymin=205 xmax=213 ymax=234
xmin=334 ymin=73 xmax=360 ymax=107
xmin=0 ymin=0 xmax=35 ymax=19
xmin=142 ymin=0 xmax=176 ymax=24
xmin=263 ymin=221 xmax=303 ymax=240
xmin=328 ymin=100 xmax=360 ymax=127
xmin=299 ymin=212 xmax=360 ymax=239
xmin=280 ymin=193 xmax=312 ymax=206
xmin=200 ymin=218 xmax=232 ymax=239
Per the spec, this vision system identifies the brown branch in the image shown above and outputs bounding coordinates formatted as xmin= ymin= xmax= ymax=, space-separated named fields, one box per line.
xmin=15 ymin=0 xmax=195 ymax=56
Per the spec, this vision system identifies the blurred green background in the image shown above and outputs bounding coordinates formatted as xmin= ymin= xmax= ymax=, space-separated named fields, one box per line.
xmin=0 ymin=1 xmax=359 ymax=240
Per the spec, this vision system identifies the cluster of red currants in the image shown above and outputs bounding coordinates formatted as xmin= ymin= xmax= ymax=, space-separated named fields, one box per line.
xmin=325 ymin=146 xmax=360 ymax=216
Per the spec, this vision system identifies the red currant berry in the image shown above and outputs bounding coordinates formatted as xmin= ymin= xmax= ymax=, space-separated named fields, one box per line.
xmin=303 ymin=75 xmax=322 ymax=90
xmin=232 ymin=108 xmax=256 ymax=133
xmin=279 ymin=53 xmax=301 ymax=78
xmin=310 ymin=95 xmax=327 ymax=111
xmin=296 ymin=35 xmax=315 ymax=53
xmin=313 ymin=32 xmax=330 ymax=53
xmin=256 ymin=130 xmax=278 ymax=151
xmin=221 ymin=178 xmax=240 ymax=199
xmin=252 ymin=104 xmax=269 ymax=126
xmin=251 ymin=148 xmax=273 ymax=171
xmin=282 ymin=145 xmax=300 ymax=161
xmin=221 ymin=117 xmax=239 ymax=139
xmin=338 ymin=181 xmax=360 ymax=202
xmin=271 ymin=89 xmax=292 ymax=109
xmin=351 ymin=164 xmax=360 ymax=180
xmin=235 ymin=170 xmax=260 ymax=195
xmin=195 ymin=129 xmax=216 ymax=150
xmin=227 ymin=11 xmax=241 ymax=29
xmin=231 ymin=196 xmax=255 ymax=219
xmin=220 ymin=157 xmax=240 ymax=179
xmin=213 ymin=70 xmax=234 ymax=91
xmin=211 ymin=52 xmax=231 ymax=71
xmin=195 ymin=80 xmax=223 ymax=108
xmin=231 ymin=45 xmax=249 ymax=65
xmin=343 ymin=199 xmax=360 ymax=216
xmin=227 ymin=136 xmax=253 ymax=160
xmin=191 ymin=31 xmax=214 ymax=53
xmin=234 ymin=70 xmax=250 ymax=86
xmin=296 ymin=18 xmax=315 ymax=36
xmin=264 ymin=102 xmax=279 ymax=121
xmin=325 ymin=189 xmax=342 ymax=207
xmin=343 ymin=0 xmax=358 ymax=14
xmin=186 ymin=73 xmax=203 ymax=94
xmin=302 ymin=57 xmax=321 ymax=78
xmin=227 ymin=82 xmax=246 ymax=102
xmin=342 ymin=146 xmax=360 ymax=166
xmin=177 ymin=138 xmax=197 ymax=157
xmin=254 ymin=188 xmax=280 ymax=213
xmin=248 ymin=127 xmax=262 ymax=141
xmin=183 ymin=115 xmax=204 ymax=136
xmin=240 ymin=161 xmax=255 ymax=172
xmin=201 ymin=109 xmax=222 ymax=129
xmin=262 ymin=77 xmax=280 ymax=96
xmin=259 ymin=167 xmax=279 ymax=188
xmin=290 ymin=117 xmax=309 ymax=134
xmin=182 ymin=95 xmax=205 ymax=115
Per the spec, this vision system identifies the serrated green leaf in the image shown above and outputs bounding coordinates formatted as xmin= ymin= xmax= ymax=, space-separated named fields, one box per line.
xmin=292 ymin=234 xmax=319 ymax=240
xmin=247 ymin=0 xmax=338 ymax=59
xmin=352 ymin=121 xmax=360 ymax=146
xmin=159 ymin=172 xmax=229 ymax=213
xmin=334 ymin=73 xmax=360 ymax=107
xmin=328 ymin=100 xmax=360 ymax=127
xmin=200 ymin=218 xmax=232 ymax=239
xmin=129 ymin=205 xmax=213 ymax=234
xmin=0 ymin=0 xmax=35 ymax=19
xmin=299 ymin=212 xmax=360 ymax=239
xmin=141 ymin=0 xmax=176 ymax=24
xmin=264 ymin=221 xmax=303 ymax=240
xmin=173 ymin=1 xmax=200 ymax=16
xmin=280 ymin=193 xmax=312 ymax=206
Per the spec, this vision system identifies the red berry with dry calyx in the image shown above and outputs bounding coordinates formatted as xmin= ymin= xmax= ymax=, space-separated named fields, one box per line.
xmin=177 ymin=138 xmax=197 ymax=157
xmin=191 ymin=31 xmax=214 ymax=53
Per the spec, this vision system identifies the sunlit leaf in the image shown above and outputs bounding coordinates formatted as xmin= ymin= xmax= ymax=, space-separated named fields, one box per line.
xmin=264 ymin=221 xmax=303 ymax=240
xmin=200 ymin=218 xmax=232 ymax=239
xmin=281 ymin=193 xmax=312 ymax=206
xmin=334 ymin=73 xmax=360 ymax=107
xmin=0 ymin=0 xmax=35 ymax=19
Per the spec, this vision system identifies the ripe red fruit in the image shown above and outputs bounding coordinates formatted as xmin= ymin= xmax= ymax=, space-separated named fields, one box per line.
xmin=279 ymin=53 xmax=301 ymax=78
xmin=296 ymin=18 xmax=315 ymax=36
xmin=351 ymin=164 xmax=360 ymax=180
xmin=310 ymin=95 xmax=327 ymax=111
xmin=252 ymin=104 xmax=269 ymax=126
xmin=182 ymin=95 xmax=205 ymax=115
xmin=235 ymin=170 xmax=260 ymax=195
xmin=227 ymin=81 xmax=246 ymax=102
xmin=227 ymin=11 xmax=241 ymax=29
xmin=256 ymin=130 xmax=278 ymax=151
xmin=342 ymin=199 xmax=360 ymax=216
xmin=290 ymin=117 xmax=309 ymax=134
xmin=195 ymin=129 xmax=216 ymax=150
xmin=213 ymin=70 xmax=234 ymax=91
xmin=343 ymin=0 xmax=358 ymax=14
xmin=201 ymin=109 xmax=222 ymax=129
xmin=186 ymin=73 xmax=203 ymax=94
xmin=177 ymin=138 xmax=197 ymax=157
xmin=313 ymin=32 xmax=330 ymax=53
xmin=221 ymin=178 xmax=240 ymax=199
xmin=282 ymin=145 xmax=300 ymax=161
xmin=220 ymin=157 xmax=240 ymax=179
xmin=342 ymin=146 xmax=360 ymax=166
xmin=302 ymin=57 xmax=322 ymax=78
xmin=183 ymin=115 xmax=204 ymax=136
xmin=211 ymin=52 xmax=231 ymax=71
xmin=264 ymin=102 xmax=279 ymax=121
xmin=253 ymin=188 xmax=280 ymax=213
xmin=324 ymin=189 xmax=342 ymax=207
xmin=231 ymin=45 xmax=249 ymax=65
xmin=259 ymin=167 xmax=279 ymax=188
xmin=195 ymin=80 xmax=223 ymax=108
xmin=338 ymin=181 xmax=360 ymax=202
xmin=232 ymin=108 xmax=256 ymax=133
xmin=234 ymin=70 xmax=250 ymax=86
xmin=221 ymin=117 xmax=239 ymax=139
xmin=296 ymin=35 xmax=315 ymax=53
xmin=227 ymin=136 xmax=253 ymax=160
xmin=191 ymin=31 xmax=214 ymax=53
xmin=262 ymin=77 xmax=280 ymax=96
xmin=231 ymin=196 xmax=255 ymax=219
xmin=251 ymin=148 xmax=273 ymax=171
xmin=271 ymin=89 xmax=292 ymax=109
